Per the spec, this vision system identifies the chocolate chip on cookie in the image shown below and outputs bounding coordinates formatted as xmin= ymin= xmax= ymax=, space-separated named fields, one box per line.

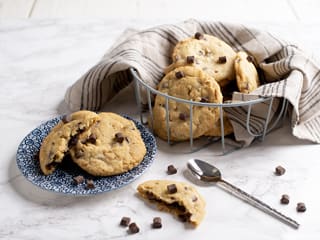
xmin=120 ymin=217 xmax=131 ymax=227
xmin=75 ymin=149 xmax=84 ymax=158
xmin=128 ymin=222 xmax=140 ymax=234
xmin=275 ymin=166 xmax=286 ymax=176
xmin=178 ymin=212 xmax=192 ymax=222
xmin=73 ymin=175 xmax=84 ymax=185
xmin=86 ymin=133 xmax=97 ymax=144
xmin=217 ymin=56 xmax=227 ymax=64
xmin=68 ymin=134 xmax=79 ymax=147
xmin=192 ymin=196 xmax=198 ymax=202
xmin=167 ymin=164 xmax=177 ymax=175
xmin=280 ymin=194 xmax=290 ymax=204
xmin=86 ymin=179 xmax=95 ymax=189
xmin=296 ymin=202 xmax=306 ymax=212
xmin=152 ymin=217 xmax=162 ymax=229
xmin=179 ymin=113 xmax=188 ymax=121
xmin=194 ymin=32 xmax=204 ymax=40
xmin=175 ymin=71 xmax=185 ymax=79
xmin=186 ymin=56 xmax=195 ymax=64
xmin=115 ymin=132 xmax=125 ymax=143
xmin=167 ymin=184 xmax=177 ymax=194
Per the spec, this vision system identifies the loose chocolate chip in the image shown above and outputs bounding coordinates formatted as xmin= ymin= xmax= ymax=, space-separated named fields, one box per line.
xmin=194 ymin=32 xmax=204 ymax=40
xmin=73 ymin=175 xmax=84 ymax=185
xmin=275 ymin=166 xmax=286 ymax=176
xmin=200 ymin=97 xmax=209 ymax=103
xmin=186 ymin=56 xmax=195 ymax=64
xmin=296 ymin=202 xmax=306 ymax=212
xmin=217 ymin=56 xmax=227 ymax=64
xmin=86 ymin=179 xmax=95 ymax=189
xmin=86 ymin=133 xmax=97 ymax=144
xmin=120 ymin=217 xmax=131 ymax=227
xmin=280 ymin=194 xmax=290 ymax=204
xmin=128 ymin=222 xmax=140 ymax=234
xmin=167 ymin=184 xmax=177 ymax=194
xmin=247 ymin=55 xmax=254 ymax=63
xmin=175 ymin=71 xmax=185 ymax=79
xmin=115 ymin=132 xmax=124 ymax=143
xmin=179 ymin=113 xmax=188 ymax=121
xmin=152 ymin=217 xmax=162 ymax=229
xmin=167 ymin=164 xmax=177 ymax=175
xmin=75 ymin=149 xmax=84 ymax=158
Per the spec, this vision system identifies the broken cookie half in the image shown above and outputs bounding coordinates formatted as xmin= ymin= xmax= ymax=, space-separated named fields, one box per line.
xmin=137 ymin=180 xmax=206 ymax=226
xmin=39 ymin=111 xmax=100 ymax=175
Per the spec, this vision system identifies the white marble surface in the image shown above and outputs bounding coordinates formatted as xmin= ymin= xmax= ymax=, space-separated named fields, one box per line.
xmin=1 ymin=19 xmax=320 ymax=240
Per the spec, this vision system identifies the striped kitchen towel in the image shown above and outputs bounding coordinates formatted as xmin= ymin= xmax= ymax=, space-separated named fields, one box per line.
xmin=64 ymin=19 xmax=320 ymax=145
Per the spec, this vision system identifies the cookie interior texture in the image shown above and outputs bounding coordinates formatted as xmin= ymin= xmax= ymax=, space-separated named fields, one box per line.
xmin=137 ymin=180 xmax=206 ymax=226
xmin=39 ymin=111 xmax=146 ymax=176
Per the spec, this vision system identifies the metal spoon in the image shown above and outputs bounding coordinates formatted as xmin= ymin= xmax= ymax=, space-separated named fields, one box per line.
xmin=187 ymin=158 xmax=299 ymax=229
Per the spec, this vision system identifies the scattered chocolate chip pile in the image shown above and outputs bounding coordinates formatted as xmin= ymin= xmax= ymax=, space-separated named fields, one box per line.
xmin=152 ymin=217 xmax=162 ymax=229
xmin=275 ymin=165 xmax=286 ymax=176
xmin=167 ymin=165 xmax=177 ymax=175
xmin=280 ymin=194 xmax=290 ymax=204
xmin=296 ymin=202 xmax=306 ymax=212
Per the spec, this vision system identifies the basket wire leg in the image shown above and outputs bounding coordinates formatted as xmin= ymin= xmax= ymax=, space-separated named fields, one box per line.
xmin=147 ymin=89 xmax=154 ymax=133
xmin=262 ymin=97 xmax=274 ymax=141
xmin=189 ymin=103 xmax=194 ymax=150
xmin=219 ymin=106 xmax=226 ymax=154
xmin=133 ymin=73 xmax=146 ymax=124
xmin=165 ymin=97 xmax=171 ymax=145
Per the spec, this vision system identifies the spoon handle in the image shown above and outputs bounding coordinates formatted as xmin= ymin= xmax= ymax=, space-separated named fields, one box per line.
xmin=217 ymin=179 xmax=299 ymax=229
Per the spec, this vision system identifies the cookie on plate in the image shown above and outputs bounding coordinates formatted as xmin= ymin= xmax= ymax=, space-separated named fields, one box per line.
xmin=137 ymin=180 xmax=206 ymax=226
xmin=152 ymin=66 xmax=223 ymax=141
xmin=165 ymin=33 xmax=237 ymax=87
xmin=234 ymin=51 xmax=260 ymax=93
xmin=70 ymin=112 xmax=146 ymax=176
xmin=39 ymin=110 xmax=100 ymax=175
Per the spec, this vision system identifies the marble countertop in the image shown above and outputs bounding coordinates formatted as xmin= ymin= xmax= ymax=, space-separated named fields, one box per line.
xmin=1 ymin=19 xmax=320 ymax=240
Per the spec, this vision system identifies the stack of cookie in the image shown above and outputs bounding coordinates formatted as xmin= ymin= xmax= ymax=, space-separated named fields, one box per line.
xmin=39 ymin=111 xmax=146 ymax=176
xmin=152 ymin=32 xmax=260 ymax=141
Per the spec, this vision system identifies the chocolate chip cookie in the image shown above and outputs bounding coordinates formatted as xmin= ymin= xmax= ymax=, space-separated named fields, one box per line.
xmin=152 ymin=66 xmax=223 ymax=141
xmin=234 ymin=51 xmax=260 ymax=93
xmin=137 ymin=180 xmax=206 ymax=226
xmin=165 ymin=33 xmax=237 ymax=87
xmin=70 ymin=112 xmax=146 ymax=176
xmin=39 ymin=110 xmax=100 ymax=175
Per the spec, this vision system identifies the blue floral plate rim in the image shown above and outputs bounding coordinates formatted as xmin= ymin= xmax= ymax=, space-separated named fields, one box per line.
xmin=16 ymin=114 xmax=156 ymax=195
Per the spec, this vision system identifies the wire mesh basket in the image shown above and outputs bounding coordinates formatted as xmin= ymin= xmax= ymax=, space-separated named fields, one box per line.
xmin=129 ymin=68 xmax=289 ymax=155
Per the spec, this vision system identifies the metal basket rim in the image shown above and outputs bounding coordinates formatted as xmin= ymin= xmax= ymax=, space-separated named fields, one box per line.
xmin=129 ymin=67 xmax=272 ymax=108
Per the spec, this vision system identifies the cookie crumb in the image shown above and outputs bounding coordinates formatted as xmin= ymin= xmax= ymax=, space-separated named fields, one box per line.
xmin=167 ymin=165 xmax=177 ymax=175
xmin=120 ymin=217 xmax=131 ymax=227
xmin=296 ymin=202 xmax=306 ymax=212
xmin=128 ymin=222 xmax=140 ymax=234
xmin=152 ymin=217 xmax=162 ymax=229
xmin=275 ymin=166 xmax=286 ymax=176
xmin=280 ymin=194 xmax=289 ymax=204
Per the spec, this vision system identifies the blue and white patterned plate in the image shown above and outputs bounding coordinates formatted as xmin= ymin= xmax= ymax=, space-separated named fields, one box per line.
xmin=16 ymin=115 xmax=156 ymax=195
